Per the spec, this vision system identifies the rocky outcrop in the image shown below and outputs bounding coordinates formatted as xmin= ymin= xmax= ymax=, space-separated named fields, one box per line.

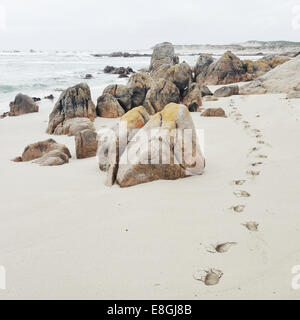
xmin=127 ymin=72 xmax=153 ymax=108
xmin=104 ymin=66 xmax=134 ymax=78
xmin=103 ymin=84 xmax=133 ymax=112
xmin=15 ymin=139 xmax=71 ymax=166
xmin=242 ymin=59 xmax=271 ymax=77
xmin=9 ymin=94 xmax=39 ymax=117
xmin=144 ymin=79 xmax=180 ymax=115
xmin=75 ymin=129 xmax=98 ymax=159
xmin=96 ymin=94 xmax=125 ymax=118
xmin=201 ymin=108 xmax=226 ymax=117
xmin=214 ymin=85 xmax=239 ymax=97
xmin=204 ymin=51 xmax=252 ymax=85
xmin=47 ymin=83 xmax=96 ymax=134
xmin=150 ymin=42 xmax=179 ymax=71
xmin=116 ymin=103 xmax=205 ymax=187
xmin=194 ymin=54 xmax=214 ymax=82
xmin=52 ymin=117 xmax=95 ymax=136
xmin=183 ymin=83 xmax=203 ymax=112
xmin=240 ymin=55 xmax=300 ymax=95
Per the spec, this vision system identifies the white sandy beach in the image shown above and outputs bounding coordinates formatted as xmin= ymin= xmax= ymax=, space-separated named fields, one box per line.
xmin=0 ymin=88 xmax=300 ymax=299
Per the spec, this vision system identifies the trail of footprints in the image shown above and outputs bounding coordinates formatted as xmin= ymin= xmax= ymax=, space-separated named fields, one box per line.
xmin=194 ymin=99 xmax=268 ymax=287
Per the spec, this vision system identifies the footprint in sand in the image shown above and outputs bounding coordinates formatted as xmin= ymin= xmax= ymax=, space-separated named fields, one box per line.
xmin=247 ymin=170 xmax=261 ymax=177
xmin=208 ymin=242 xmax=238 ymax=254
xmin=234 ymin=190 xmax=251 ymax=198
xmin=233 ymin=180 xmax=247 ymax=186
xmin=231 ymin=205 xmax=246 ymax=213
xmin=256 ymin=154 xmax=268 ymax=159
xmin=249 ymin=147 xmax=260 ymax=154
xmin=251 ymin=162 xmax=263 ymax=167
xmin=252 ymin=129 xmax=261 ymax=134
xmin=242 ymin=222 xmax=259 ymax=232
xmin=193 ymin=269 xmax=223 ymax=286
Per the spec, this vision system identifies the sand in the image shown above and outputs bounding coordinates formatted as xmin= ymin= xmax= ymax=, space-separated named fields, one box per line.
xmin=0 ymin=90 xmax=300 ymax=300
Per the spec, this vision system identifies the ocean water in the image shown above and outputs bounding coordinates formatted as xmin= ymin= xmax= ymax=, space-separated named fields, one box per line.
xmin=0 ymin=51 xmax=259 ymax=113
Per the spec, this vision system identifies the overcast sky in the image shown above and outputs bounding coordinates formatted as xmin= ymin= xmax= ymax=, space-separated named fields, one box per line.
xmin=0 ymin=0 xmax=299 ymax=51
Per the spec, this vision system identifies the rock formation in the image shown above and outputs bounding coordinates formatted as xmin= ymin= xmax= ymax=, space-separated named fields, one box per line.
xmin=204 ymin=51 xmax=252 ymax=85
xmin=52 ymin=117 xmax=95 ymax=136
xmin=47 ymin=83 xmax=96 ymax=134
xmin=15 ymin=139 xmax=71 ymax=166
xmin=183 ymin=83 xmax=203 ymax=112
xmin=103 ymin=84 xmax=133 ymax=112
xmin=144 ymin=79 xmax=180 ymax=115
xmin=96 ymin=94 xmax=125 ymax=118
xmin=240 ymin=55 xmax=300 ymax=95
xmin=116 ymin=103 xmax=205 ymax=187
xmin=150 ymin=42 xmax=179 ymax=71
xmin=9 ymin=94 xmax=39 ymax=117
xmin=214 ymin=85 xmax=239 ymax=97
xmin=75 ymin=129 xmax=98 ymax=159
xmin=201 ymin=108 xmax=226 ymax=117
xmin=194 ymin=54 xmax=214 ymax=82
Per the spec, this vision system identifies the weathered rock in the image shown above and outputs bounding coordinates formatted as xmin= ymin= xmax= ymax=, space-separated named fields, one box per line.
xmin=44 ymin=94 xmax=54 ymax=100
xmin=261 ymin=55 xmax=290 ymax=68
xmin=150 ymin=42 xmax=178 ymax=71
xmin=75 ymin=129 xmax=98 ymax=159
xmin=103 ymin=84 xmax=133 ymax=112
xmin=96 ymin=94 xmax=125 ymax=118
xmin=9 ymin=94 xmax=39 ymax=117
xmin=240 ymin=55 xmax=300 ymax=95
xmin=47 ymin=83 xmax=96 ymax=134
xmin=195 ymin=54 xmax=214 ymax=81
xmin=104 ymin=66 xmax=135 ymax=76
xmin=239 ymin=79 xmax=267 ymax=95
xmin=214 ymin=85 xmax=239 ymax=97
xmin=144 ymin=79 xmax=180 ymax=115
xmin=84 ymin=74 xmax=93 ymax=79
xmin=201 ymin=108 xmax=226 ymax=117
xmin=34 ymin=150 xmax=70 ymax=166
xmin=201 ymin=85 xmax=213 ymax=97
xmin=18 ymin=139 xmax=71 ymax=166
xmin=242 ymin=59 xmax=271 ymax=77
xmin=32 ymin=97 xmax=41 ymax=102
xmin=116 ymin=103 xmax=205 ymax=187
xmin=127 ymin=72 xmax=152 ymax=108
xmin=163 ymin=62 xmax=192 ymax=94
xmin=204 ymin=51 xmax=252 ymax=85
xmin=183 ymin=83 xmax=202 ymax=112
xmin=98 ymin=106 xmax=150 ymax=184
xmin=53 ymin=117 xmax=95 ymax=136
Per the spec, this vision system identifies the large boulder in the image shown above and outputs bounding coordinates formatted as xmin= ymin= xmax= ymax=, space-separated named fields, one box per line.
xmin=214 ymin=85 xmax=239 ymax=97
xmin=127 ymin=72 xmax=152 ymax=108
xmin=204 ymin=51 xmax=252 ymax=85
xmin=96 ymin=93 xmax=125 ymax=118
xmin=144 ymin=79 xmax=180 ymax=115
xmin=103 ymin=84 xmax=133 ymax=112
xmin=75 ymin=129 xmax=98 ymax=159
xmin=47 ymin=83 xmax=96 ymax=134
xmin=194 ymin=54 xmax=214 ymax=82
xmin=242 ymin=59 xmax=272 ymax=78
xmin=116 ymin=103 xmax=206 ymax=188
xmin=9 ymin=94 xmax=39 ymax=117
xmin=150 ymin=42 xmax=178 ymax=71
xmin=240 ymin=55 xmax=300 ymax=95
xmin=183 ymin=83 xmax=203 ymax=112
xmin=163 ymin=62 xmax=192 ymax=95
xmin=98 ymin=106 xmax=150 ymax=185
xmin=52 ymin=117 xmax=95 ymax=136
xmin=15 ymin=139 xmax=71 ymax=166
